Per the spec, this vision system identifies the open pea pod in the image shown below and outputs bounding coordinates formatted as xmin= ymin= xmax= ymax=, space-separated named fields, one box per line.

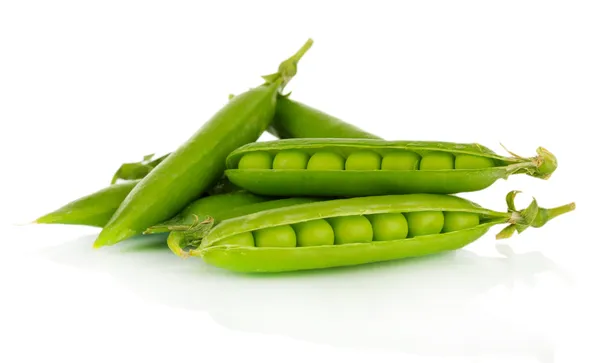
xmin=224 ymin=139 xmax=557 ymax=196
xmin=176 ymin=192 xmax=574 ymax=273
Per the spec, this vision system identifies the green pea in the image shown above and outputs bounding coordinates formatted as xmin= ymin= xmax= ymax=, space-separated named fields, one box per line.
xmin=367 ymin=213 xmax=408 ymax=241
xmin=345 ymin=150 xmax=382 ymax=170
xmin=381 ymin=151 xmax=421 ymax=170
xmin=419 ymin=152 xmax=454 ymax=170
xmin=213 ymin=232 xmax=255 ymax=247
xmin=442 ymin=212 xmax=480 ymax=233
xmin=454 ymin=154 xmax=496 ymax=169
xmin=273 ymin=150 xmax=309 ymax=170
xmin=238 ymin=151 xmax=273 ymax=169
xmin=406 ymin=211 xmax=444 ymax=237
xmin=254 ymin=225 xmax=297 ymax=247
xmin=306 ymin=151 xmax=345 ymax=170
xmin=292 ymin=219 xmax=335 ymax=247
xmin=328 ymin=215 xmax=373 ymax=244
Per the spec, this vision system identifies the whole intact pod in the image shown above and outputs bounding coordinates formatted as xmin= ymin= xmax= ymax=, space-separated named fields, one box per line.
xmin=180 ymin=192 xmax=575 ymax=273
xmin=225 ymin=139 xmax=558 ymax=197
xmin=93 ymin=39 xmax=313 ymax=247
xmin=35 ymin=180 xmax=139 ymax=227
xmin=268 ymin=95 xmax=381 ymax=140
xmin=111 ymin=97 xmax=381 ymax=184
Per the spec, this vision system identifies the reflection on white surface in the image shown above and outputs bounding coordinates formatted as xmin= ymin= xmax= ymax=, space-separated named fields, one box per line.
xmin=41 ymin=234 xmax=572 ymax=363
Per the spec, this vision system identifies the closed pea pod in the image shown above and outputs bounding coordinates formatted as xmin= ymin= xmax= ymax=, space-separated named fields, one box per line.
xmin=175 ymin=192 xmax=574 ymax=273
xmin=225 ymin=139 xmax=559 ymax=197
xmin=111 ymin=96 xmax=381 ymax=184
xmin=93 ymin=39 xmax=313 ymax=247
xmin=34 ymin=180 xmax=140 ymax=228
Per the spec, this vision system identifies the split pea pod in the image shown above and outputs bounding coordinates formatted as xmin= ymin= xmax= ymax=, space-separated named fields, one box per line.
xmin=93 ymin=39 xmax=313 ymax=248
xmin=111 ymin=96 xmax=381 ymax=184
xmin=145 ymin=196 xmax=322 ymax=256
xmin=225 ymin=139 xmax=558 ymax=197
xmin=178 ymin=192 xmax=574 ymax=273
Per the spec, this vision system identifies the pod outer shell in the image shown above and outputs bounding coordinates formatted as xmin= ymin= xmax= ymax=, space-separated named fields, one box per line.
xmin=35 ymin=180 xmax=139 ymax=227
xmin=94 ymin=83 xmax=279 ymax=246
xmin=269 ymin=96 xmax=381 ymax=140
xmin=200 ymin=223 xmax=493 ymax=273
xmin=225 ymin=169 xmax=508 ymax=196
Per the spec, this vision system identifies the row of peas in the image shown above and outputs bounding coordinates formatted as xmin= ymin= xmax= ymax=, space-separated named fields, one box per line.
xmin=216 ymin=211 xmax=481 ymax=248
xmin=237 ymin=150 xmax=497 ymax=171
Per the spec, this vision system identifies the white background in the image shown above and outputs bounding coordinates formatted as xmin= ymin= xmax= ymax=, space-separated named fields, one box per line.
xmin=1 ymin=1 xmax=598 ymax=362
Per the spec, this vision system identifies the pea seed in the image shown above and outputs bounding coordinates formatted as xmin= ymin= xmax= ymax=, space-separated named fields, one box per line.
xmin=307 ymin=151 xmax=345 ymax=170
xmin=345 ymin=150 xmax=382 ymax=170
xmin=213 ymin=232 xmax=255 ymax=247
xmin=254 ymin=225 xmax=297 ymax=247
xmin=273 ymin=150 xmax=309 ymax=170
xmin=442 ymin=212 xmax=480 ymax=233
xmin=367 ymin=213 xmax=408 ymax=241
xmin=328 ymin=215 xmax=373 ymax=244
xmin=381 ymin=151 xmax=420 ymax=170
xmin=292 ymin=219 xmax=335 ymax=247
xmin=238 ymin=151 xmax=273 ymax=169
xmin=419 ymin=152 xmax=454 ymax=170
xmin=406 ymin=211 xmax=444 ymax=237
xmin=454 ymin=154 xmax=496 ymax=169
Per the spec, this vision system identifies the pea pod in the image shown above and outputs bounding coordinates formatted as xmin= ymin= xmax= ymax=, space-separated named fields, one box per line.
xmin=267 ymin=95 xmax=380 ymax=140
xmin=111 ymin=96 xmax=381 ymax=184
xmin=146 ymin=196 xmax=321 ymax=256
xmin=93 ymin=39 xmax=313 ymax=248
xmin=178 ymin=192 xmax=574 ymax=273
xmin=225 ymin=139 xmax=558 ymax=196
xmin=35 ymin=180 xmax=139 ymax=227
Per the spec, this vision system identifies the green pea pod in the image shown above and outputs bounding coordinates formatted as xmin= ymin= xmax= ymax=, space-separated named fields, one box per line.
xmin=180 ymin=192 xmax=575 ymax=273
xmin=143 ymin=191 xmax=272 ymax=234
xmin=224 ymin=139 xmax=558 ymax=197
xmin=111 ymin=96 xmax=381 ymax=184
xmin=159 ymin=197 xmax=322 ymax=256
xmin=35 ymin=180 xmax=139 ymax=227
xmin=93 ymin=39 xmax=313 ymax=248
xmin=267 ymin=95 xmax=380 ymax=139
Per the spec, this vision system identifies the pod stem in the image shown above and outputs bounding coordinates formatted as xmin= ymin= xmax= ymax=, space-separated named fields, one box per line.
xmin=166 ymin=232 xmax=190 ymax=259
xmin=262 ymin=38 xmax=314 ymax=89
xmin=497 ymin=191 xmax=575 ymax=239
xmin=501 ymin=145 xmax=558 ymax=180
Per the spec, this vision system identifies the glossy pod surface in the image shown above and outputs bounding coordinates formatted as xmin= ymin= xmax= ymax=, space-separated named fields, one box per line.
xmin=268 ymin=96 xmax=381 ymax=140
xmin=94 ymin=40 xmax=313 ymax=247
xmin=225 ymin=139 xmax=558 ymax=196
xmin=185 ymin=193 xmax=574 ymax=273
xmin=35 ymin=180 xmax=139 ymax=227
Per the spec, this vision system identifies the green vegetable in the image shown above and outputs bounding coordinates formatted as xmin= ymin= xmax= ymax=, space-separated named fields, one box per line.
xmin=268 ymin=95 xmax=380 ymax=140
xmin=306 ymin=151 xmax=345 ymax=170
xmin=177 ymin=192 xmax=574 ymax=273
xmin=225 ymin=139 xmax=558 ymax=196
xmin=35 ymin=180 xmax=139 ymax=227
xmin=111 ymin=96 xmax=382 ymax=184
xmin=93 ymin=39 xmax=313 ymax=248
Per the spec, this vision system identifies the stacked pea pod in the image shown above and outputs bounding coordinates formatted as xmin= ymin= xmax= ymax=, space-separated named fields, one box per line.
xmin=35 ymin=39 xmax=575 ymax=273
